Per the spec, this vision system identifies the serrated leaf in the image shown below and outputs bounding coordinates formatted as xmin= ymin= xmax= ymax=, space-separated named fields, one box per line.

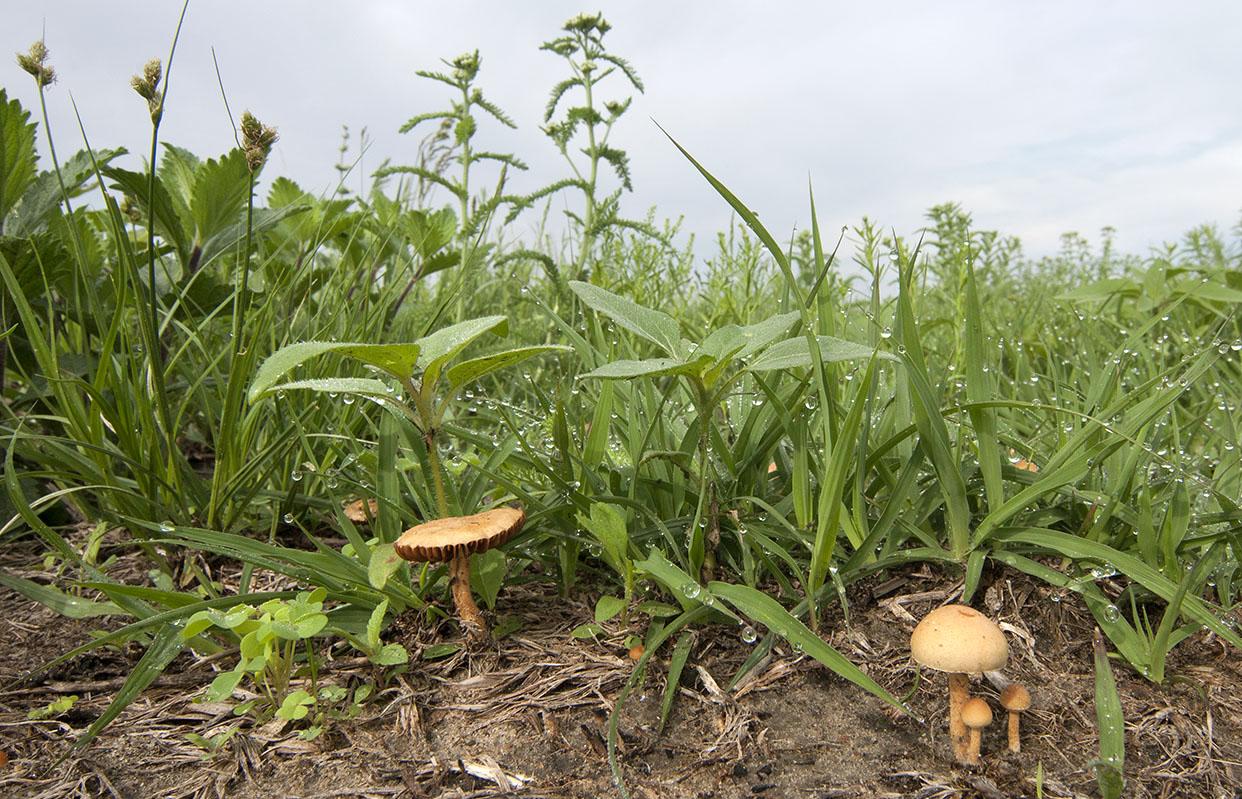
xmin=190 ymin=149 xmax=250 ymax=245
xmin=0 ymin=88 xmax=38 ymax=222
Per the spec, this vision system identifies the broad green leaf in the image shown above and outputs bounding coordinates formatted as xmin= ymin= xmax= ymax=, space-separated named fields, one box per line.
xmin=368 ymin=543 xmax=404 ymax=590
xmin=204 ymin=668 xmax=245 ymax=702
xmin=595 ymin=594 xmax=627 ymax=623
xmin=579 ymin=503 xmax=630 ymax=574
xmin=446 ymin=345 xmax=570 ymax=389
xmin=470 ymin=548 xmax=508 ymax=611
xmin=416 ymin=315 xmax=508 ymax=389
xmin=373 ymin=643 xmax=409 ymax=666
xmin=1058 ymin=278 xmax=1139 ymax=302
xmin=746 ymin=336 xmax=893 ymax=371
xmin=707 ymin=582 xmax=906 ymax=713
xmin=249 ymin=341 xmax=423 ymax=400
xmin=8 ymin=147 xmax=125 ymax=237
xmin=570 ymin=281 xmax=681 ymax=356
xmin=699 ymin=311 xmax=801 ymax=363
xmin=422 ymin=642 xmax=462 ymax=660
xmin=579 ymin=357 xmax=704 ymax=381
xmin=263 ymin=377 xmax=393 ymax=402
xmin=276 ymin=690 xmax=314 ymax=721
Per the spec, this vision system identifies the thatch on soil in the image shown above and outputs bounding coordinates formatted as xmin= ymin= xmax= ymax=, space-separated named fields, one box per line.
xmin=0 ymin=534 xmax=1238 ymax=798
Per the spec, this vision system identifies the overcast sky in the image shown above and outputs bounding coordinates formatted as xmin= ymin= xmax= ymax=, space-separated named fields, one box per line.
xmin=6 ymin=2 xmax=1242 ymax=263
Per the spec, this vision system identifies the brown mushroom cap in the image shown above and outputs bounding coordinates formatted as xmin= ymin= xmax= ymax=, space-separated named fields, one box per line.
xmin=961 ymin=696 xmax=993 ymax=728
xmin=344 ymin=498 xmax=379 ymax=524
xmin=394 ymin=507 xmax=525 ymax=562
xmin=910 ymin=604 xmax=1009 ymax=674
xmin=1000 ymin=683 xmax=1031 ymax=712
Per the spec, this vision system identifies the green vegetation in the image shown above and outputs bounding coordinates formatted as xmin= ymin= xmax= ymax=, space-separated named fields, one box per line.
xmin=1 ymin=12 xmax=1240 ymax=796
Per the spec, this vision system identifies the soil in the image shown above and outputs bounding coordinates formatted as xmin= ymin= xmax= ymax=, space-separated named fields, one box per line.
xmin=0 ymin=537 xmax=1239 ymax=799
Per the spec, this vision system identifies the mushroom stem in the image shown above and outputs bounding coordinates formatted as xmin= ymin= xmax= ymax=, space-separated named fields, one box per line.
xmin=948 ymin=672 xmax=970 ymax=760
xmin=450 ymin=551 xmax=486 ymax=639
xmin=1007 ymin=710 xmax=1021 ymax=753
xmin=967 ymin=727 xmax=983 ymax=766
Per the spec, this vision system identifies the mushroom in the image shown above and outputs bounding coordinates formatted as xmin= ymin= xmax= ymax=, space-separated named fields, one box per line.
xmin=910 ymin=604 xmax=1009 ymax=763
xmin=395 ymin=507 xmax=525 ymax=639
xmin=999 ymin=683 xmax=1031 ymax=753
xmin=961 ymin=696 xmax=993 ymax=766
xmin=344 ymin=498 xmax=379 ymax=524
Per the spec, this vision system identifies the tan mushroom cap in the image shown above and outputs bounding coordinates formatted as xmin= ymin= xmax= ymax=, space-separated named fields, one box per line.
xmin=344 ymin=498 xmax=379 ymax=524
xmin=961 ymin=696 xmax=993 ymax=728
xmin=910 ymin=604 xmax=1009 ymax=674
xmin=395 ymin=507 xmax=525 ymax=562
xmin=1000 ymin=683 xmax=1031 ymax=712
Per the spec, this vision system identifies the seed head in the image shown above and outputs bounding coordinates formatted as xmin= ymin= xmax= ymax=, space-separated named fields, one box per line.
xmin=131 ymin=58 xmax=164 ymax=123
xmin=241 ymin=111 xmax=278 ymax=172
xmin=17 ymin=40 xmax=56 ymax=87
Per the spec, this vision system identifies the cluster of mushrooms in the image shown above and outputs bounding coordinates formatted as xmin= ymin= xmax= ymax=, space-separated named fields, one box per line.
xmin=910 ymin=604 xmax=1032 ymax=765
xmin=363 ymin=507 xmax=1034 ymax=769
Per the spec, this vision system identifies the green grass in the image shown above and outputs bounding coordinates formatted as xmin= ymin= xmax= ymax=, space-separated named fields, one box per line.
xmin=2 ymin=12 xmax=1241 ymax=792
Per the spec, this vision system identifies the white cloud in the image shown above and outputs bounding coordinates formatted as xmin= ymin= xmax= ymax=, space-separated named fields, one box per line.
xmin=6 ymin=1 xmax=1240 ymax=265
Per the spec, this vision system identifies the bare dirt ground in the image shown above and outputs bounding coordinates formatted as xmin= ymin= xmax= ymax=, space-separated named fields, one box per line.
xmin=0 ymin=536 xmax=1239 ymax=799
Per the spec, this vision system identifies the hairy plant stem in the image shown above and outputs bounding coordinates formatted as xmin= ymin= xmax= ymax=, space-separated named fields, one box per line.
xmin=406 ymin=377 xmax=451 ymax=519
xmin=574 ymin=67 xmax=599 ymax=280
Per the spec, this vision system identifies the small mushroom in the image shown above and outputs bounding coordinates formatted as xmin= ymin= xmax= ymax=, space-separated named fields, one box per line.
xmin=961 ymin=696 xmax=993 ymax=766
xmin=344 ymin=498 xmax=379 ymax=524
xmin=999 ymin=683 xmax=1031 ymax=753
xmin=910 ymin=604 xmax=1009 ymax=763
xmin=395 ymin=507 xmax=524 ymax=640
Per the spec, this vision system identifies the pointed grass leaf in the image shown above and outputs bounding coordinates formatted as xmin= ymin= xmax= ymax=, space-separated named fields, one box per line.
xmin=71 ymin=623 xmax=184 ymax=752
xmin=658 ymin=631 xmax=695 ymax=734
xmin=1092 ymin=630 xmax=1125 ymax=799
xmin=569 ymin=280 xmax=681 ymax=356
xmin=707 ymin=582 xmax=907 ymax=713
xmin=996 ymin=528 xmax=1242 ymax=649
xmin=0 ymin=571 xmax=123 ymax=618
